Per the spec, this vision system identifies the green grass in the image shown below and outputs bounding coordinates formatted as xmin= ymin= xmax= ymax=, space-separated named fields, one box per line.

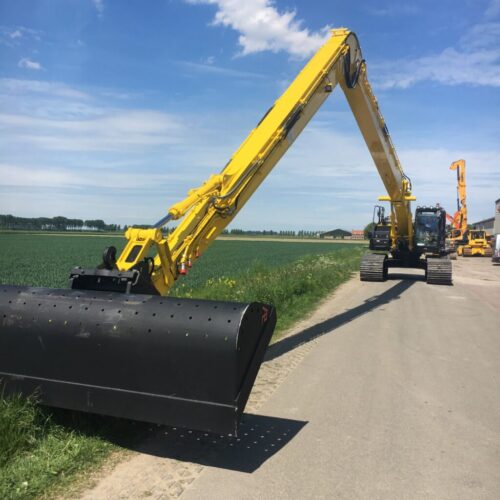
xmin=0 ymin=232 xmax=365 ymax=498
xmin=175 ymin=249 xmax=363 ymax=332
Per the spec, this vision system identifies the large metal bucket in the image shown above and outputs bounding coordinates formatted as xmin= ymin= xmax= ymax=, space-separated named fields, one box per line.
xmin=0 ymin=285 xmax=276 ymax=435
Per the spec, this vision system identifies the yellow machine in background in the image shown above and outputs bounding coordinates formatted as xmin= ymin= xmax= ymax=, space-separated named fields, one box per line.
xmin=446 ymin=159 xmax=492 ymax=258
xmin=459 ymin=229 xmax=493 ymax=257
xmin=446 ymin=160 xmax=467 ymax=259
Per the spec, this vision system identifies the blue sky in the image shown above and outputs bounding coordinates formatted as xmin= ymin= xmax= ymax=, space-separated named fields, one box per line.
xmin=0 ymin=0 xmax=499 ymax=231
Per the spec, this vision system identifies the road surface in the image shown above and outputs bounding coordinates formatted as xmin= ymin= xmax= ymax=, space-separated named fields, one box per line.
xmin=78 ymin=258 xmax=500 ymax=500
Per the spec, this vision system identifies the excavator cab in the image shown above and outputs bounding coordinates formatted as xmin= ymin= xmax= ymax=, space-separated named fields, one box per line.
xmin=469 ymin=229 xmax=487 ymax=242
xmin=414 ymin=206 xmax=446 ymax=254
xmin=369 ymin=205 xmax=391 ymax=251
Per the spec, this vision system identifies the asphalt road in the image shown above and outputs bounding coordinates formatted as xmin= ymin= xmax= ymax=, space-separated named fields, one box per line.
xmin=182 ymin=258 xmax=500 ymax=500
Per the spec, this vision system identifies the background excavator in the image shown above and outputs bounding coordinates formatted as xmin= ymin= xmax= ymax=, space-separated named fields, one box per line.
xmin=445 ymin=160 xmax=493 ymax=258
xmin=0 ymin=28 xmax=451 ymax=436
xmin=446 ymin=159 xmax=468 ymax=259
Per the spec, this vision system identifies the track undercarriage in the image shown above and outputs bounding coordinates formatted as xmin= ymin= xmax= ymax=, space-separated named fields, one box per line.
xmin=360 ymin=252 xmax=452 ymax=286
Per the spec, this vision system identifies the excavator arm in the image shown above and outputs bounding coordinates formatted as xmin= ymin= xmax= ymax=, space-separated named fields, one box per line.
xmin=449 ymin=159 xmax=467 ymax=236
xmin=107 ymin=29 xmax=415 ymax=296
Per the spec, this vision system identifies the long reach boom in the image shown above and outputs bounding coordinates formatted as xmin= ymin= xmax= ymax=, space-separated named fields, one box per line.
xmin=100 ymin=28 xmax=415 ymax=295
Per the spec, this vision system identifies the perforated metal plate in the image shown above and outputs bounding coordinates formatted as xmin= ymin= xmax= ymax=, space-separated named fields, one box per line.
xmin=0 ymin=285 xmax=276 ymax=434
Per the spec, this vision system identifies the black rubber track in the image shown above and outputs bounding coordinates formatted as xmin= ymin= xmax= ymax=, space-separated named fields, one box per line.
xmin=360 ymin=253 xmax=387 ymax=282
xmin=426 ymin=258 xmax=452 ymax=285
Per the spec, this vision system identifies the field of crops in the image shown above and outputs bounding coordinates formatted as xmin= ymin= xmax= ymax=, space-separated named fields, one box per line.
xmin=0 ymin=232 xmax=365 ymax=499
xmin=0 ymin=232 xmax=363 ymax=290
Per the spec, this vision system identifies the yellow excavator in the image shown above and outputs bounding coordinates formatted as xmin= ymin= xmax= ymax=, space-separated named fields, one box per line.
xmin=446 ymin=160 xmax=493 ymax=257
xmin=446 ymin=159 xmax=468 ymax=259
xmin=0 ymin=28 xmax=451 ymax=435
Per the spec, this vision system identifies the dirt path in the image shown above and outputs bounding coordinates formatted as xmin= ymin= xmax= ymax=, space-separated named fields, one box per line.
xmin=76 ymin=259 xmax=500 ymax=499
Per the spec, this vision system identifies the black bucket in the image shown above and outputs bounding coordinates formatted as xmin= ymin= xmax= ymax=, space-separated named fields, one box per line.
xmin=0 ymin=285 xmax=276 ymax=435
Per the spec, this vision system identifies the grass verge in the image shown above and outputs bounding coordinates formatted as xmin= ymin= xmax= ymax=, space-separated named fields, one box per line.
xmin=0 ymin=393 xmax=146 ymax=499
xmin=0 ymin=246 xmax=363 ymax=498
xmin=175 ymin=246 xmax=364 ymax=335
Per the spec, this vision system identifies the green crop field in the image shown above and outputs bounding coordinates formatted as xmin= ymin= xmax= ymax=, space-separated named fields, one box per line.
xmin=0 ymin=233 xmax=362 ymax=289
xmin=0 ymin=232 xmax=366 ymax=499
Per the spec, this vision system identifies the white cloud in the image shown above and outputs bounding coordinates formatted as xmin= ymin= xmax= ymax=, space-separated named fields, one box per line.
xmin=0 ymin=26 xmax=43 ymax=47
xmin=0 ymin=78 xmax=89 ymax=99
xmin=461 ymin=22 xmax=500 ymax=48
xmin=178 ymin=60 xmax=266 ymax=79
xmin=92 ymin=0 xmax=104 ymax=17
xmin=485 ymin=0 xmax=500 ymax=19
xmin=375 ymin=47 xmax=500 ymax=89
xmin=0 ymin=77 xmax=188 ymax=154
xmin=0 ymin=163 xmax=181 ymax=190
xmin=374 ymin=18 xmax=500 ymax=89
xmin=186 ymin=0 xmax=331 ymax=58
xmin=367 ymin=4 xmax=420 ymax=17
xmin=18 ymin=58 xmax=43 ymax=70
xmin=0 ymin=110 xmax=186 ymax=152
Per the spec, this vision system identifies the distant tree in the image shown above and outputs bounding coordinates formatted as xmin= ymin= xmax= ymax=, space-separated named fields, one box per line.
xmin=52 ymin=216 xmax=68 ymax=231
xmin=364 ymin=222 xmax=375 ymax=239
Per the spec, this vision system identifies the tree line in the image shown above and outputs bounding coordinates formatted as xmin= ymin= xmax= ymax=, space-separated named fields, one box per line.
xmin=224 ymin=229 xmax=321 ymax=237
xmin=0 ymin=214 xmax=121 ymax=232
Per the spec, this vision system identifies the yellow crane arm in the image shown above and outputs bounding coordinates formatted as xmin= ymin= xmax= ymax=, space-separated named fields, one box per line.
xmin=449 ymin=159 xmax=467 ymax=235
xmin=115 ymin=28 xmax=414 ymax=295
